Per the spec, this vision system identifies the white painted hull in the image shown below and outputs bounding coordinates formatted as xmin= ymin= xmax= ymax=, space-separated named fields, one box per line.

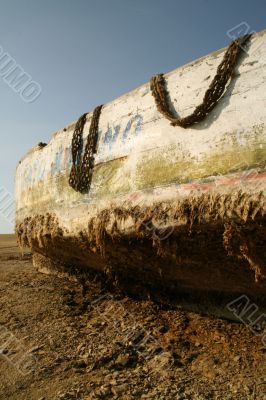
xmin=16 ymin=30 xmax=266 ymax=303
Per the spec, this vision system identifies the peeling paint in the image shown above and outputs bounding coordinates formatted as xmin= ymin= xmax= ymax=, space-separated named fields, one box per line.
xmin=15 ymin=30 xmax=266 ymax=301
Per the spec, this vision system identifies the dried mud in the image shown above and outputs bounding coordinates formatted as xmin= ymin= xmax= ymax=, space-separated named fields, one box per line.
xmin=0 ymin=235 xmax=266 ymax=399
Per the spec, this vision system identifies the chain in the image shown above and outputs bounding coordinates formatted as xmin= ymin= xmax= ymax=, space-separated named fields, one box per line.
xmin=69 ymin=35 xmax=251 ymax=192
xmin=150 ymin=34 xmax=252 ymax=128
xmin=69 ymin=105 xmax=103 ymax=193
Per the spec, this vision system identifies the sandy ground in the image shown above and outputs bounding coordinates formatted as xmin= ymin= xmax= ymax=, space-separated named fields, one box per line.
xmin=0 ymin=234 xmax=265 ymax=400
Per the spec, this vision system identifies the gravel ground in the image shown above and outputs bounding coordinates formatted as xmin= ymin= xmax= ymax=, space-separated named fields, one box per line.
xmin=0 ymin=235 xmax=265 ymax=400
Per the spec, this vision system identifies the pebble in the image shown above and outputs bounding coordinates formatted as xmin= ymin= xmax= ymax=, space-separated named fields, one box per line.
xmin=112 ymin=383 xmax=129 ymax=396
xmin=115 ymin=353 xmax=131 ymax=367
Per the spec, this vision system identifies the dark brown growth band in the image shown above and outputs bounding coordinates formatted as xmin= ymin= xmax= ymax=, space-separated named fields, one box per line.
xmin=16 ymin=190 xmax=266 ymax=303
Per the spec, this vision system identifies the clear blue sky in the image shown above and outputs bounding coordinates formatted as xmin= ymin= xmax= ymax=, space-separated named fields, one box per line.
xmin=0 ymin=0 xmax=265 ymax=233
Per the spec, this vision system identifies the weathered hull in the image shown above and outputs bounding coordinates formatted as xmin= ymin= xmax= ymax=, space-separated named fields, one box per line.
xmin=16 ymin=30 xmax=266 ymax=306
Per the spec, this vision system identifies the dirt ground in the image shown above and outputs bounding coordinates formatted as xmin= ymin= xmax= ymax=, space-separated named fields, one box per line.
xmin=0 ymin=235 xmax=265 ymax=400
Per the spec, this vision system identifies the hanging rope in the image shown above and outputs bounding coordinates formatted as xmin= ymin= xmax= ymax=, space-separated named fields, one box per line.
xmin=150 ymin=34 xmax=252 ymax=128
xmin=69 ymin=105 xmax=103 ymax=193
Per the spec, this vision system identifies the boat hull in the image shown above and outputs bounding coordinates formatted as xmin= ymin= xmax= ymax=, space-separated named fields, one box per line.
xmin=16 ymin=30 xmax=266 ymax=307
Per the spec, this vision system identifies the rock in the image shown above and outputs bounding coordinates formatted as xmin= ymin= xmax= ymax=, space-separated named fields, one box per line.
xmin=111 ymin=384 xmax=129 ymax=396
xmin=77 ymin=343 xmax=85 ymax=352
xmin=115 ymin=353 xmax=134 ymax=368
xmin=99 ymin=384 xmax=111 ymax=396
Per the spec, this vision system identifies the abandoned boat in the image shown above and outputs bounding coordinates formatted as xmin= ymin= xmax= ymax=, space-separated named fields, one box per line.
xmin=16 ymin=29 xmax=266 ymax=311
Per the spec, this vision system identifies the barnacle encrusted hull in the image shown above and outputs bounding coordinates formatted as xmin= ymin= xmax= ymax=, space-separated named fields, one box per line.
xmin=16 ymin=29 xmax=266 ymax=305
xmin=16 ymin=182 xmax=266 ymax=295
